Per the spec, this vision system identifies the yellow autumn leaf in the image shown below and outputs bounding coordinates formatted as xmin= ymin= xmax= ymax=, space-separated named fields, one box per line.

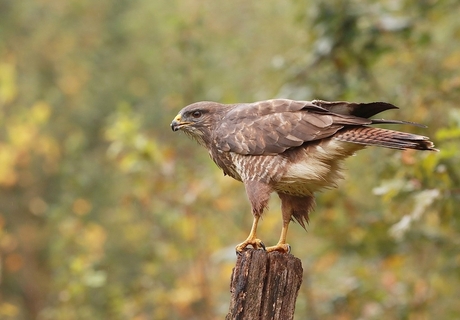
xmin=0 ymin=145 xmax=18 ymax=186
xmin=0 ymin=62 xmax=18 ymax=104
xmin=30 ymin=101 xmax=51 ymax=124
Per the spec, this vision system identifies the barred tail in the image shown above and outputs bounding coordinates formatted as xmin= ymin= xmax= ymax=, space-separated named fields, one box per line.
xmin=333 ymin=127 xmax=438 ymax=151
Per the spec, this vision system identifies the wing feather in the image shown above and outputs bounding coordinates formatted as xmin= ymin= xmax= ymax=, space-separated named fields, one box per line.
xmin=311 ymin=100 xmax=398 ymax=118
xmin=214 ymin=99 xmax=413 ymax=155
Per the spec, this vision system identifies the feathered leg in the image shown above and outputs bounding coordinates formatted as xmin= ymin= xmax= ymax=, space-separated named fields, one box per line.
xmin=265 ymin=193 xmax=315 ymax=253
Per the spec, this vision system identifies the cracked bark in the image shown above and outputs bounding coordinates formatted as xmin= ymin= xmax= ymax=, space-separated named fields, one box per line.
xmin=226 ymin=249 xmax=303 ymax=320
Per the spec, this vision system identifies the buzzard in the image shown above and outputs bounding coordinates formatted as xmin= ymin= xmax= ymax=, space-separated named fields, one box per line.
xmin=171 ymin=99 xmax=436 ymax=253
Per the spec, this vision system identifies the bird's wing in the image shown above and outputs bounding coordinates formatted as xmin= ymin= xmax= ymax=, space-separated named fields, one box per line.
xmin=214 ymin=99 xmax=377 ymax=155
xmin=309 ymin=100 xmax=398 ymax=118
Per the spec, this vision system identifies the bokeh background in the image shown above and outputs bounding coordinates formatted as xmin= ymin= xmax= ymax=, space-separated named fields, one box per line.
xmin=1 ymin=0 xmax=459 ymax=319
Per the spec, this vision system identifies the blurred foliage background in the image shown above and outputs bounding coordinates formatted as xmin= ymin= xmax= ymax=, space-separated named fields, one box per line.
xmin=0 ymin=0 xmax=459 ymax=319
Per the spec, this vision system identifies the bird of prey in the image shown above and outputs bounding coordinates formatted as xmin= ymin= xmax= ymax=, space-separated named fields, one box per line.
xmin=171 ymin=99 xmax=436 ymax=253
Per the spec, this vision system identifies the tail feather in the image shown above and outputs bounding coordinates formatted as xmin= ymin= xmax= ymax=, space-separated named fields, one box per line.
xmin=334 ymin=127 xmax=438 ymax=151
xmin=370 ymin=118 xmax=427 ymax=128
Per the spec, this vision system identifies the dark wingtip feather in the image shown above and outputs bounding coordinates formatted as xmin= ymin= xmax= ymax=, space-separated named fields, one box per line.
xmin=311 ymin=100 xmax=399 ymax=118
xmin=351 ymin=102 xmax=399 ymax=118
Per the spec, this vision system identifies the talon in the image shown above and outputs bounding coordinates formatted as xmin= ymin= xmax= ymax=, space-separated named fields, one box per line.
xmin=235 ymin=245 xmax=246 ymax=255
xmin=265 ymin=243 xmax=291 ymax=253
xmin=236 ymin=216 xmax=263 ymax=254
xmin=260 ymin=241 xmax=266 ymax=251
xmin=235 ymin=238 xmax=265 ymax=253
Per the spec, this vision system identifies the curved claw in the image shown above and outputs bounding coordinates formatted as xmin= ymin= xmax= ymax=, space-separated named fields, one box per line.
xmin=265 ymin=243 xmax=291 ymax=254
xmin=259 ymin=241 xmax=266 ymax=251
xmin=235 ymin=238 xmax=266 ymax=254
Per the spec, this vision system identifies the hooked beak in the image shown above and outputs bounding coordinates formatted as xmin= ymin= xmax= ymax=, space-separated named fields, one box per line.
xmin=171 ymin=114 xmax=187 ymax=132
xmin=171 ymin=120 xmax=180 ymax=131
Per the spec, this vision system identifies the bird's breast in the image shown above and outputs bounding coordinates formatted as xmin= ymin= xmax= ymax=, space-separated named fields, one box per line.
xmin=228 ymin=152 xmax=288 ymax=183
xmin=275 ymin=139 xmax=365 ymax=195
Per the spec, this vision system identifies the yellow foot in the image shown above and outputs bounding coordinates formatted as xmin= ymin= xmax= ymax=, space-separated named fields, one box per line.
xmin=265 ymin=243 xmax=291 ymax=253
xmin=235 ymin=238 xmax=266 ymax=254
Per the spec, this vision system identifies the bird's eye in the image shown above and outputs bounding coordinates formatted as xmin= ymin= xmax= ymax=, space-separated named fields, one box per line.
xmin=191 ymin=111 xmax=202 ymax=118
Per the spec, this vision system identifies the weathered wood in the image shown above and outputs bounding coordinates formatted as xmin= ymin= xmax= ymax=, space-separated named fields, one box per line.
xmin=226 ymin=249 xmax=303 ymax=320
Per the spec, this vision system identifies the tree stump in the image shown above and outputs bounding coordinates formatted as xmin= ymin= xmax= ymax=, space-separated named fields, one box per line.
xmin=226 ymin=249 xmax=303 ymax=320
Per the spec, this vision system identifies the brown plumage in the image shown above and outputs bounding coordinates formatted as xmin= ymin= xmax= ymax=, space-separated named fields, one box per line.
xmin=171 ymin=99 xmax=437 ymax=253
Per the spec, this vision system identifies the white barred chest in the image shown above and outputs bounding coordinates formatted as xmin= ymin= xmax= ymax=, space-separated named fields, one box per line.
xmin=228 ymin=152 xmax=287 ymax=183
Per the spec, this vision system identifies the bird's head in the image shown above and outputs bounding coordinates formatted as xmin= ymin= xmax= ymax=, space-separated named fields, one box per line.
xmin=171 ymin=101 xmax=229 ymax=147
